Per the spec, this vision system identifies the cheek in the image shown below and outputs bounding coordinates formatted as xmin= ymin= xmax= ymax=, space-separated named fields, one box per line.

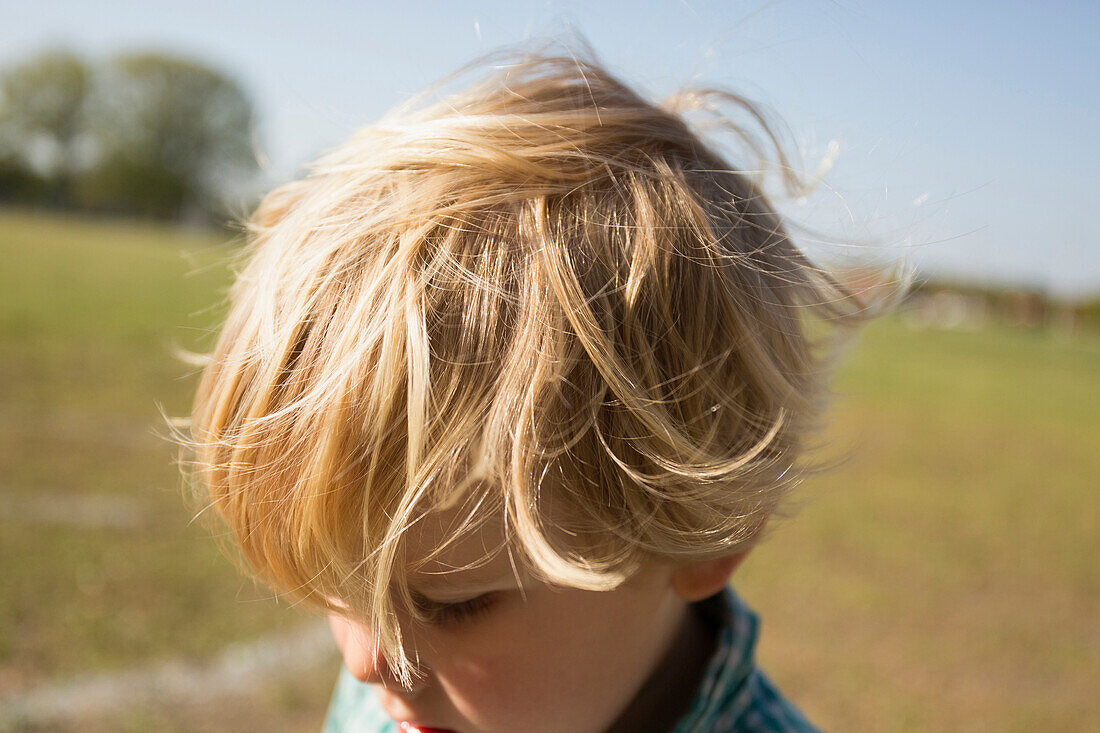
xmin=427 ymin=590 xmax=661 ymax=733
xmin=429 ymin=624 xmax=550 ymax=723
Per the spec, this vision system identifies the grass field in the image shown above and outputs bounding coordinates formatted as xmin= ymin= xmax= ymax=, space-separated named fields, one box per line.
xmin=0 ymin=208 xmax=338 ymax=731
xmin=2 ymin=207 xmax=1097 ymax=731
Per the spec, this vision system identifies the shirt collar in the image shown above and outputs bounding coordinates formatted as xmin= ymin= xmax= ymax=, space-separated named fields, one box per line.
xmin=670 ymin=586 xmax=760 ymax=732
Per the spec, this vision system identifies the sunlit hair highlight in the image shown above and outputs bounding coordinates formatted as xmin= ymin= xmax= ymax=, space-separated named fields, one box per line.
xmin=187 ymin=47 xmax=880 ymax=684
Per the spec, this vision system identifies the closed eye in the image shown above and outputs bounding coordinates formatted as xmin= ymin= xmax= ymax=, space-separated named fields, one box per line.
xmin=414 ymin=592 xmax=497 ymax=627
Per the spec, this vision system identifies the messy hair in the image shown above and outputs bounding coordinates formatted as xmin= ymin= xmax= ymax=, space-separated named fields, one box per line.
xmin=188 ymin=47 xmax=874 ymax=683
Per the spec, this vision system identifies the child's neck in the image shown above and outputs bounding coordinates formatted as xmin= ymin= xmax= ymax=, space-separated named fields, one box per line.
xmin=604 ymin=597 xmax=718 ymax=733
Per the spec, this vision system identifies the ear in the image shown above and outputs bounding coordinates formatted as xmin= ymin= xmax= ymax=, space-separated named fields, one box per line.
xmin=669 ymin=552 xmax=751 ymax=602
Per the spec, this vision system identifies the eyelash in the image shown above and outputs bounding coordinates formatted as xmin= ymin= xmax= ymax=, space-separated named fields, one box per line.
xmin=420 ymin=593 xmax=496 ymax=627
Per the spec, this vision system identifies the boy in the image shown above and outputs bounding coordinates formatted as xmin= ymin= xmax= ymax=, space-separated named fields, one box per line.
xmin=189 ymin=48 xmax=870 ymax=732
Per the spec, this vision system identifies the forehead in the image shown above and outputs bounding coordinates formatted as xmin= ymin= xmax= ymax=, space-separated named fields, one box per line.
xmin=400 ymin=501 xmax=523 ymax=596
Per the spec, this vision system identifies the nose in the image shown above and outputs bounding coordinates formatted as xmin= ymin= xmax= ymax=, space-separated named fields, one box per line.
xmin=327 ymin=612 xmax=389 ymax=683
xmin=327 ymin=613 xmax=427 ymax=692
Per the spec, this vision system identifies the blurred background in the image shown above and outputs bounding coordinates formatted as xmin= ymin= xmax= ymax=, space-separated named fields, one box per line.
xmin=1 ymin=1 xmax=1096 ymax=731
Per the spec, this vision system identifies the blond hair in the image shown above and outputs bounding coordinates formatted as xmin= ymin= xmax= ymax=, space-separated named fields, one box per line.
xmin=188 ymin=48 xmax=873 ymax=683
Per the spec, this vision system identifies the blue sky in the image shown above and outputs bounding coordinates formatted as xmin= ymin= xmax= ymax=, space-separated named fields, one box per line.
xmin=3 ymin=0 xmax=1097 ymax=297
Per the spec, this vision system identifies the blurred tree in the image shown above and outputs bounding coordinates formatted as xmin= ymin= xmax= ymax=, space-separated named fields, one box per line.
xmin=0 ymin=49 xmax=92 ymax=205
xmin=80 ymin=52 xmax=259 ymax=221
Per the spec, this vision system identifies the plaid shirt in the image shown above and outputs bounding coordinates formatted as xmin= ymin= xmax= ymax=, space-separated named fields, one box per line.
xmin=324 ymin=587 xmax=819 ymax=732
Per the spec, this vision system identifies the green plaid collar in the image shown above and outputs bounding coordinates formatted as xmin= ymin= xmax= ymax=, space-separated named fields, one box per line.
xmin=670 ymin=587 xmax=819 ymax=732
